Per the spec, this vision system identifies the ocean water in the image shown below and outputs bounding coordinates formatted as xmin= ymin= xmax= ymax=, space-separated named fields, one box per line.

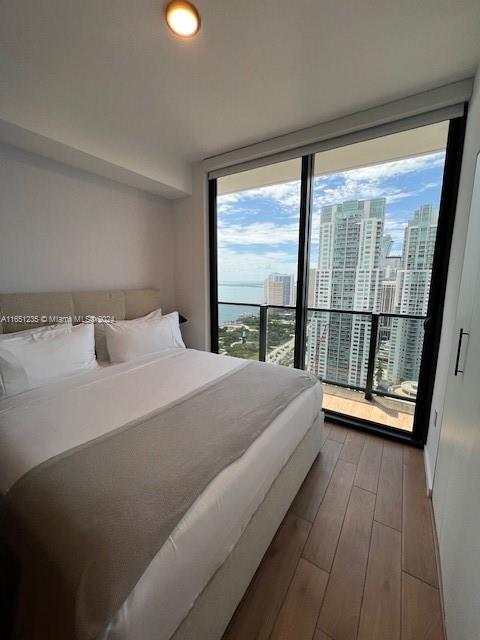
xmin=218 ymin=283 xmax=264 ymax=324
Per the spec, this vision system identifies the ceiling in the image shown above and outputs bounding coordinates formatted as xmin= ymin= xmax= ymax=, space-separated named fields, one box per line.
xmin=1 ymin=0 xmax=479 ymax=198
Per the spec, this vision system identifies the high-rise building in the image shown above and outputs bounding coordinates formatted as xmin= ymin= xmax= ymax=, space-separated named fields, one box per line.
xmin=264 ymin=273 xmax=294 ymax=306
xmin=378 ymin=250 xmax=402 ymax=342
xmin=308 ymin=268 xmax=318 ymax=307
xmin=388 ymin=205 xmax=438 ymax=384
xmin=307 ymin=198 xmax=385 ymax=385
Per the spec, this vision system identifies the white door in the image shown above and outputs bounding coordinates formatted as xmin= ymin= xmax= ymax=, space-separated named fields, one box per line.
xmin=432 ymin=156 xmax=480 ymax=640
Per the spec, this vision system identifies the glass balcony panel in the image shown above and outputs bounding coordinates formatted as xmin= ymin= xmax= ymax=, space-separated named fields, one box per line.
xmin=305 ymin=310 xmax=372 ymax=388
xmin=375 ymin=316 xmax=424 ymax=401
xmin=305 ymin=309 xmax=415 ymax=431
xmin=218 ymin=304 xmax=260 ymax=360
xmin=266 ymin=307 xmax=296 ymax=367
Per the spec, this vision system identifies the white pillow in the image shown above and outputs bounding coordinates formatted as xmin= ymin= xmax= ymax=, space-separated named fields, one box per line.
xmin=105 ymin=311 xmax=184 ymax=363
xmin=0 ymin=322 xmax=71 ymax=396
xmin=143 ymin=308 xmax=163 ymax=320
xmin=0 ymin=322 xmax=97 ymax=398
xmin=91 ymin=308 xmax=163 ymax=362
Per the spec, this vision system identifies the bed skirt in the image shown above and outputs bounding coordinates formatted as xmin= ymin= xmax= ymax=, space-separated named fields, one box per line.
xmin=170 ymin=412 xmax=325 ymax=640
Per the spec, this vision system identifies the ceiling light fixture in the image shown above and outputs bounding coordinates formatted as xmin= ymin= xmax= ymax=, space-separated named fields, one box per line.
xmin=165 ymin=1 xmax=201 ymax=38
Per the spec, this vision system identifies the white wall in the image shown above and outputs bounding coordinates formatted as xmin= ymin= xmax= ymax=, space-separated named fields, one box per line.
xmin=0 ymin=143 xmax=175 ymax=310
xmin=173 ymin=164 xmax=210 ymax=348
xmin=424 ymin=67 xmax=480 ymax=490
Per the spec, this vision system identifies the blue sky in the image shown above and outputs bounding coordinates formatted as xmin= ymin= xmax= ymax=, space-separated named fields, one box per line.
xmin=217 ymin=152 xmax=446 ymax=283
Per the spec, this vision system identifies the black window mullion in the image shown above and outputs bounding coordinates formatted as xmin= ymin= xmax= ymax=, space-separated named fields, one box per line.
xmin=294 ymin=154 xmax=315 ymax=369
xmin=208 ymin=177 xmax=219 ymax=354
xmin=412 ymin=108 xmax=467 ymax=444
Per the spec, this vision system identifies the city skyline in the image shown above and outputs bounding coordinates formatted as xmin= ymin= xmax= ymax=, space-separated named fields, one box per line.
xmin=217 ymin=151 xmax=445 ymax=286
xmin=306 ymin=198 xmax=438 ymax=394
xmin=219 ymin=197 xmax=440 ymax=395
xmin=217 ymin=150 xmax=446 ymax=395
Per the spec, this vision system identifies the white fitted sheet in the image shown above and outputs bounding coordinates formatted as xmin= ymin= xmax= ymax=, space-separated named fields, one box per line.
xmin=0 ymin=349 xmax=323 ymax=640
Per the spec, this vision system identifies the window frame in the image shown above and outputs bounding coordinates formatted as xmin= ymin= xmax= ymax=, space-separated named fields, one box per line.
xmin=208 ymin=108 xmax=467 ymax=446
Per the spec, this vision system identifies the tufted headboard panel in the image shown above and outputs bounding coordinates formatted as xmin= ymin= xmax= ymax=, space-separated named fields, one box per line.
xmin=0 ymin=289 xmax=161 ymax=334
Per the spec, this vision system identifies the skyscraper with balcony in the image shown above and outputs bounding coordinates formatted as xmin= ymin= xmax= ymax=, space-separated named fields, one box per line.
xmin=307 ymin=198 xmax=385 ymax=385
xmin=387 ymin=204 xmax=438 ymax=384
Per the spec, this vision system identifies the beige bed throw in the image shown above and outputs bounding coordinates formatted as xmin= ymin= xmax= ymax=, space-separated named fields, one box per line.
xmin=3 ymin=361 xmax=317 ymax=640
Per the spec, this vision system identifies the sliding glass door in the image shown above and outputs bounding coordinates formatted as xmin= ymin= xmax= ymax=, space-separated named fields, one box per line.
xmin=305 ymin=126 xmax=449 ymax=432
xmin=209 ymin=115 xmax=466 ymax=443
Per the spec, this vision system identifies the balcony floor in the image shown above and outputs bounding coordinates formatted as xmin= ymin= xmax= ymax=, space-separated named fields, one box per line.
xmin=322 ymin=383 xmax=415 ymax=432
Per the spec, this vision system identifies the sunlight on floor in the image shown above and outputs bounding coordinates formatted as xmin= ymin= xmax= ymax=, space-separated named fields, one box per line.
xmin=322 ymin=384 xmax=414 ymax=432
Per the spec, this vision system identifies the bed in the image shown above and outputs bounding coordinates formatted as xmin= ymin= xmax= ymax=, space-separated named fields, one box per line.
xmin=0 ymin=289 xmax=324 ymax=640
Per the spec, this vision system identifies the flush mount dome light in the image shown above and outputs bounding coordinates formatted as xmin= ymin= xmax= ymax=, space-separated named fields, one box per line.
xmin=165 ymin=1 xmax=201 ymax=38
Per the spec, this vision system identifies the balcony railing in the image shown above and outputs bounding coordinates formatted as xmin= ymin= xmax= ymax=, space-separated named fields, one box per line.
xmin=217 ymin=301 xmax=426 ymax=404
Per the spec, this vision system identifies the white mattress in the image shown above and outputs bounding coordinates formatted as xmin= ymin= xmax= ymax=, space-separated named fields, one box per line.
xmin=0 ymin=349 xmax=323 ymax=640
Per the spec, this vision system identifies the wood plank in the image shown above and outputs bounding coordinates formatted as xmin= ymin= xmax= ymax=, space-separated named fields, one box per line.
xmin=340 ymin=430 xmax=366 ymax=464
xmin=270 ymin=559 xmax=328 ymax=640
xmin=317 ymin=486 xmax=376 ymax=640
xmin=223 ymin=513 xmax=310 ymax=640
xmin=357 ymin=521 xmax=401 ymax=640
xmin=313 ymin=630 xmax=333 ymax=640
xmin=402 ymin=453 xmax=438 ymax=587
xmin=402 ymin=572 xmax=444 ymax=640
xmin=403 ymin=445 xmax=423 ymax=467
xmin=355 ymin=435 xmax=383 ymax=493
xmin=322 ymin=423 xmax=332 ymax=440
xmin=375 ymin=441 xmax=403 ymax=531
xmin=303 ymin=460 xmax=356 ymax=571
xmin=291 ymin=439 xmax=342 ymax=522
xmin=326 ymin=423 xmax=347 ymax=443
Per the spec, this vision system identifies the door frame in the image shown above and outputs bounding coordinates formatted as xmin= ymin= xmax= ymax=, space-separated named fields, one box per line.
xmin=413 ymin=109 xmax=467 ymax=443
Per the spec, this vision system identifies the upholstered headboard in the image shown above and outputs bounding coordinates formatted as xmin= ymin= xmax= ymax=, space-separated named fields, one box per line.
xmin=0 ymin=289 xmax=162 ymax=334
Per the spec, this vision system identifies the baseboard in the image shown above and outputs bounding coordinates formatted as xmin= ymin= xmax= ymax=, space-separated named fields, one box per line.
xmin=429 ymin=499 xmax=447 ymax=638
xmin=424 ymin=446 xmax=433 ymax=496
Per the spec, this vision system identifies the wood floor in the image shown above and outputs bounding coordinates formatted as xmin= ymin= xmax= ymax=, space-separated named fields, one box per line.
xmin=223 ymin=422 xmax=444 ymax=640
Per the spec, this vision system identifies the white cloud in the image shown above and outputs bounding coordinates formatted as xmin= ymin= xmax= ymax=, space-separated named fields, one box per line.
xmin=218 ymin=153 xmax=445 ymax=220
xmin=218 ymin=247 xmax=297 ymax=282
xmin=384 ymin=219 xmax=408 ymax=248
xmin=217 ymin=192 xmax=243 ymax=215
xmin=245 ymin=182 xmax=301 ymax=209
xmin=312 ymin=153 xmax=445 ymax=208
xmin=420 ymin=180 xmax=442 ymax=190
xmin=218 ymin=221 xmax=299 ymax=247
xmin=218 ymin=181 xmax=301 ymax=216
xmin=217 ymin=152 xmax=445 ymax=256
xmin=340 ymin=153 xmax=445 ymax=182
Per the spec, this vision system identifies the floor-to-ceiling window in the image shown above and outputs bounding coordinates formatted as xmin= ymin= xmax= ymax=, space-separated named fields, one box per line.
xmin=215 ymin=159 xmax=301 ymax=365
xmin=305 ymin=124 xmax=449 ymax=431
xmin=209 ymin=116 xmax=465 ymax=443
